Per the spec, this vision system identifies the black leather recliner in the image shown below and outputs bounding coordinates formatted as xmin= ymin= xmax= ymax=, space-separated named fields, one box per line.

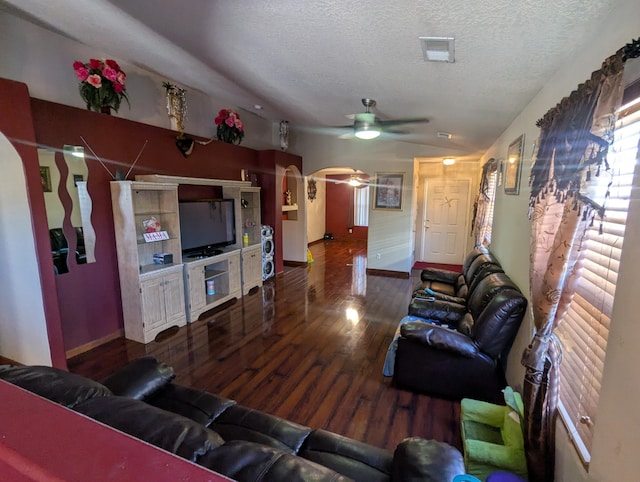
xmin=394 ymin=273 xmax=527 ymax=402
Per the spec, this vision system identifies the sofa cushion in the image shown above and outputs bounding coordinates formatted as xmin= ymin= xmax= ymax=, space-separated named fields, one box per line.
xmin=102 ymin=356 xmax=175 ymax=400
xmin=74 ymin=396 xmax=224 ymax=462
xmin=147 ymin=383 xmax=236 ymax=427
xmin=299 ymin=429 xmax=393 ymax=482
xmin=209 ymin=404 xmax=312 ymax=454
xmin=198 ymin=440 xmax=352 ymax=482
xmin=0 ymin=365 xmax=112 ymax=408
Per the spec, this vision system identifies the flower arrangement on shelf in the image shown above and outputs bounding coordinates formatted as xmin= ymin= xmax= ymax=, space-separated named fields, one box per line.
xmin=73 ymin=58 xmax=129 ymax=114
xmin=215 ymin=108 xmax=244 ymax=144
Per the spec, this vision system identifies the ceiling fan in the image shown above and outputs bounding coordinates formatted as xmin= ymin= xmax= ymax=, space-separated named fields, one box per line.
xmin=340 ymin=98 xmax=429 ymax=140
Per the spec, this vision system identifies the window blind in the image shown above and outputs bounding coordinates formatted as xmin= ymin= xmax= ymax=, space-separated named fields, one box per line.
xmin=555 ymin=97 xmax=640 ymax=462
xmin=479 ymin=171 xmax=497 ymax=246
xmin=354 ymin=186 xmax=369 ymax=227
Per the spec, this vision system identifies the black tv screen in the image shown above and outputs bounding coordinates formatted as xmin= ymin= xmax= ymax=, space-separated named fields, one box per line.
xmin=179 ymin=199 xmax=236 ymax=256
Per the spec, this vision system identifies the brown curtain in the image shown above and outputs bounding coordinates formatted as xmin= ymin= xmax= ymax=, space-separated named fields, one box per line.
xmin=471 ymin=158 xmax=498 ymax=246
xmin=522 ymin=48 xmax=628 ymax=482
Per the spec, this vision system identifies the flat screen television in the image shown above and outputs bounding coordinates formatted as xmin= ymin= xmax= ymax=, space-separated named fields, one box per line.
xmin=179 ymin=199 xmax=236 ymax=257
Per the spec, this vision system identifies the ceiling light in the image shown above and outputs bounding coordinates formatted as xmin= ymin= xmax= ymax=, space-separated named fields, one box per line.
xmin=443 ymin=158 xmax=455 ymax=166
xmin=354 ymin=113 xmax=380 ymax=139
xmin=437 ymin=131 xmax=453 ymax=139
xmin=348 ymin=176 xmax=361 ymax=187
xmin=420 ymin=37 xmax=455 ymax=63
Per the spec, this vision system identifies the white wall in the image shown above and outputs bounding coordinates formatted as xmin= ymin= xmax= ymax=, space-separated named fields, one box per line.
xmin=0 ymin=134 xmax=52 ymax=365
xmin=481 ymin=0 xmax=640 ymax=479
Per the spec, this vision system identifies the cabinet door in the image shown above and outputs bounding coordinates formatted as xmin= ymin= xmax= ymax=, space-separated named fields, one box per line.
xmin=186 ymin=263 xmax=206 ymax=313
xmin=228 ymin=253 xmax=241 ymax=294
xmin=243 ymin=246 xmax=262 ymax=291
xmin=163 ymin=270 xmax=186 ymax=325
xmin=140 ymin=276 xmax=167 ymax=331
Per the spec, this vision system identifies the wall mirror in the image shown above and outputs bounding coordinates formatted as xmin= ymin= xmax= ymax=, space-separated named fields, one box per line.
xmin=38 ymin=146 xmax=96 ymax=274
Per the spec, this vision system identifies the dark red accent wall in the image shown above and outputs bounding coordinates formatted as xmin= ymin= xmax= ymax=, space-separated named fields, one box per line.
xmin=326 ymin=175 xmax=368 ymax=240
xmin=258 ymin=150 xmax=303 ymax=274
xmin=2 ymin=83 xmax=301 ymax=354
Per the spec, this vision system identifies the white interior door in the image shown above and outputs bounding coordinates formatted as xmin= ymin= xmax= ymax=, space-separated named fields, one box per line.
xmin=420 ymin=178 xmax=471 ymax=264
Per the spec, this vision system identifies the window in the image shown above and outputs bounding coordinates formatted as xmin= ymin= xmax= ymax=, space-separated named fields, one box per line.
xmin=555 ymin=91 xmax=640 ymax=462
xmin=479 ymin=170 xmax=497 ymax=246
xmin=354 ymin=186 xmax=369 ymax=226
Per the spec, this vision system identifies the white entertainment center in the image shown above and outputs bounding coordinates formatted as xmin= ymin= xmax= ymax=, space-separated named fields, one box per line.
xmin=110 ymin=175 xmax=263 ymax=343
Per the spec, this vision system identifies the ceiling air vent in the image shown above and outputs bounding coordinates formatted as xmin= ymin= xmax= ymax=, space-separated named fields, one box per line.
xmin=420 ymin=37 xmax=455 ymax=63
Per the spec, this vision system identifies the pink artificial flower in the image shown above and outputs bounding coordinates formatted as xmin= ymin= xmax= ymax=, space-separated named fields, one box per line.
xmin=102 ymin=67 xmax=117 ymax=82
xmin=75 ymin=66 xmax=89 ymax=82
xmin=87 ymin=74 xmax=102 ymax=88
xmin=218 ymin=109 xmax=228 ymax=117
xmin=116 ymin=71 xmax=126 ymax=85
xmin=73 ymin=61 xmax=85 ymax=71
xmin=235 ymin=119 xmax=243 ymax=131
xmin=225 ymin=117 xmax=235 ymax=127
xmin=89 ymin=58 xmax=102 ymax=70
xmin=105 ymin=59 xmax=121 ymax=71
xmin=114 ymin=82 xmax=124 ymax=93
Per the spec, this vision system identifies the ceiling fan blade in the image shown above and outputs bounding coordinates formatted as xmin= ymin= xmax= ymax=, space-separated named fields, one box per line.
xmin=377 ymin=117 xmax=429 ymax=127
xmin=383 ymin=128 xmax=410 ymax=135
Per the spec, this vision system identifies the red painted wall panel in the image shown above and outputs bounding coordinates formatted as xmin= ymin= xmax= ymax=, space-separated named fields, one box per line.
xmin=326 ymin=174 xmax=368 ymax=240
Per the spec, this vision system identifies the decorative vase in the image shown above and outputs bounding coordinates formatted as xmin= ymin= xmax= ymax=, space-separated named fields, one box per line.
xmin=100 ymin=105 xmax=112 ymax=115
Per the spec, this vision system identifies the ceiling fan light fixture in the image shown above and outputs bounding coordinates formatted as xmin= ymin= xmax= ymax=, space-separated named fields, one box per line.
xmin=354 ymin=112 xmax=380 ymax=139
xmin=355 ymin=126 xmax=381 ymax=140
xmin=443 ymin=157 xmax=456 ymax=166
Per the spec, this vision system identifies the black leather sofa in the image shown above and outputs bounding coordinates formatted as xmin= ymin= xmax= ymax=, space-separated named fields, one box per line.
xmin=417 ymin=247 xmax=502 ymax=299
xmin=393 ymin=273 xmax=527 ymax=403
xmin=0 ymin=357 xmax=465 ymax=481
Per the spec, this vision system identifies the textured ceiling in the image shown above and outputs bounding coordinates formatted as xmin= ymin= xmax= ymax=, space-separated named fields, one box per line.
xmin=2 ymin=0 xmax=620 ymax=160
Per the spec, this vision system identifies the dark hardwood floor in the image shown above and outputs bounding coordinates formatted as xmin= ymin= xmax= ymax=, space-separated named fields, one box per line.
xmin=68 ymin=238 xmax=462 ymax=451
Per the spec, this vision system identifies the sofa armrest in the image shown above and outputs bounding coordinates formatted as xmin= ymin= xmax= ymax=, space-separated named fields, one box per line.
xmin=400 ymin=322 xmax=479 ymax=358
xmin=102 ymin=356 xmax=175 ymax=400
xmin=413 ymin=290 xmax=466 ymax=305
xmin=420 ymin=267 xmax=461 ymax=284
xmin=392 ymin=438 xmax=465 ymax=481
xmin=408 ymin=298 xmax=467 ymax=324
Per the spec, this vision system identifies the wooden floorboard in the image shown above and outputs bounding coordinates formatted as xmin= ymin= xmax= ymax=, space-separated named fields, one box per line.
xmin=68 ymin=238 xmax=462 ymax=452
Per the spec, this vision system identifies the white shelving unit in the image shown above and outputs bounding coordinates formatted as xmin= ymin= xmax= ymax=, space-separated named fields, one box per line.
xmin=183 ymin=249 xmax=241 ymax=322
xmin=110 ymin=181 xmax=187 ymax=343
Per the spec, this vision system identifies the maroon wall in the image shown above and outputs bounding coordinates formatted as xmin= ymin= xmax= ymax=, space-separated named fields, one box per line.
xmin=28 ymin=97 xmax=265 ymax=352
xmin=258 ymin=150 xmax=303 ymax=274
xmin=0 ymin=79 xmax=67 ymax=368
xmin=326 ymin=175 xmax=368 ymax=240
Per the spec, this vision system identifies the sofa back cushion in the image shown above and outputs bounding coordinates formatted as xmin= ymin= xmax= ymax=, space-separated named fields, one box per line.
xmin=464 ymin=253 xmax=501 ymax=287
xmin=462 ymin=246 xmax=489 ymax=274
xmin=471 ymin=290 xmax=528 ymax=358
xmin=197 ymin=440 xmax=352 ymax=482
xmin=0 ymin=365 xmax=112 ymax=408
xmin=74 ymin=396 xmax=225 ymax=462
xmin=467 ymin=273 xmax=519 ymax=319
xmin=102 ymin=356 xmax=175 ymax=400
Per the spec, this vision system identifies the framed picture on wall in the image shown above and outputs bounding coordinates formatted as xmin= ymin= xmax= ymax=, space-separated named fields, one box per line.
xmin=40 ymin=166 xmax=52 ymax=192
xmin=505 ymin=134 xmax=524 ymax=195
xmin=373 ymin=172 xmax=404 ymax=210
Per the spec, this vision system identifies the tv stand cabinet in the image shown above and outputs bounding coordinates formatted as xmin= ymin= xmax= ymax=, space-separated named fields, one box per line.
xmin=183 ymin=250 xmax=241 ymax=322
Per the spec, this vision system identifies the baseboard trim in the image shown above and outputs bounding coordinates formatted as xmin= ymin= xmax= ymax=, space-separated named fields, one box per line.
xmin=283 ymin=260 xmax=307 ymax=267
xmin=366 ymin=268 xmax=410 ymax=279
xmin=65 ymin=329 xmax=124 ymax=359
